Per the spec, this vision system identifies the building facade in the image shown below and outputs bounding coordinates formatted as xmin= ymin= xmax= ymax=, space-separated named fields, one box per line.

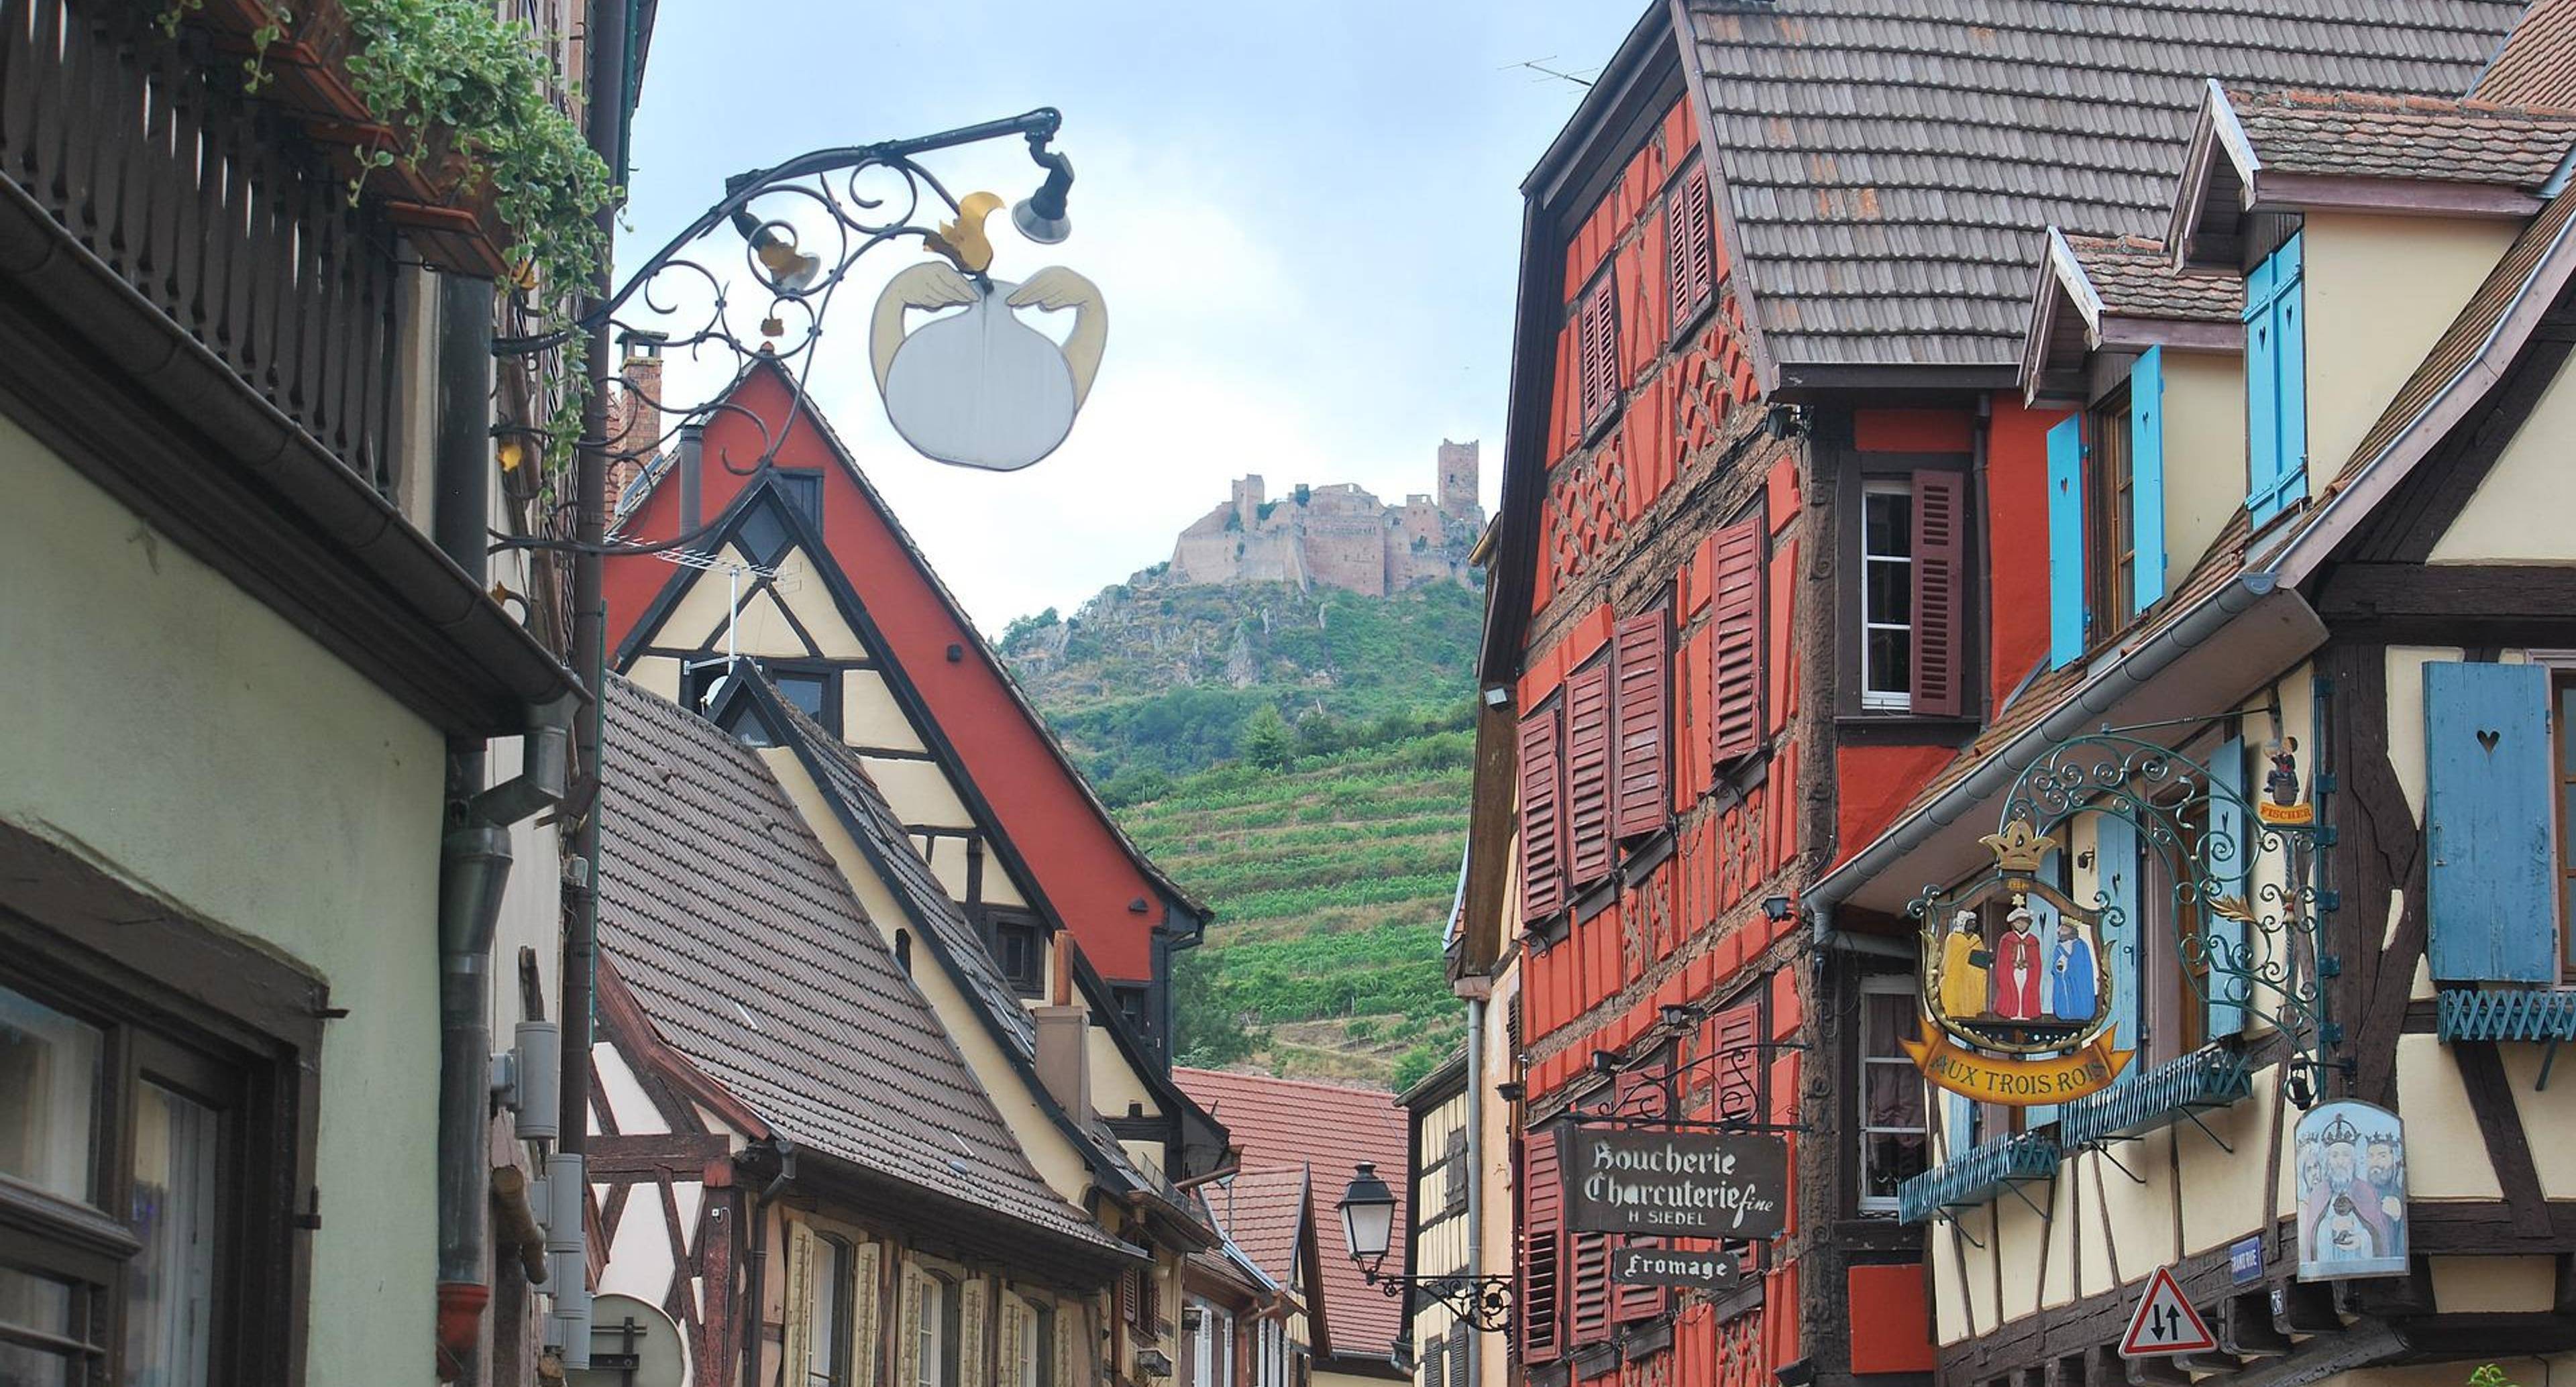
xmin=1455 ymin=11 xmax=2526 ymax=1387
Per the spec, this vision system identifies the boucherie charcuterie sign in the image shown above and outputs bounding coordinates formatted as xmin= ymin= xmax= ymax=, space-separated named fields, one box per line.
xmin=1562 ymin=1129 xmax=1788 ymax=1239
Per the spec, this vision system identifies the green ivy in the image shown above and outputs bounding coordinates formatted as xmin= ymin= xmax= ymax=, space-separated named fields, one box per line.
xmin=340 ymin=0 xmax=616 ymax=465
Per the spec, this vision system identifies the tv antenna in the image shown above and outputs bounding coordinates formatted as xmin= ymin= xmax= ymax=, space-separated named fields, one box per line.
xmin=655 ymin=548 xmax=803 ymax=708
xmin=1503 ymin=56 xmax=1596 ymax=89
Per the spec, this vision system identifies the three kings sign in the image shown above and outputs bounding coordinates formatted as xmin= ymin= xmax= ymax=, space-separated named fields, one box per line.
xmin=1906 ymin=820 xmax=2135 ymax=1106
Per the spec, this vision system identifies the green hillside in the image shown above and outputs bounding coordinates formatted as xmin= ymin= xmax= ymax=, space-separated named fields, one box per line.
xmin=999 ymin=575 xmax=1476 ymax=1087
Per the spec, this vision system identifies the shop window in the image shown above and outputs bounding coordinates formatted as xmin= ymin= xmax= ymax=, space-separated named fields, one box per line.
xmin=1858 ymin=975 xmax=1929 ymax=1213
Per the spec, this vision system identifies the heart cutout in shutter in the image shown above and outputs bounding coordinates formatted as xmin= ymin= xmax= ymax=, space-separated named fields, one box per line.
xmin=2477 ymin=728 xmax=2503 ymax=753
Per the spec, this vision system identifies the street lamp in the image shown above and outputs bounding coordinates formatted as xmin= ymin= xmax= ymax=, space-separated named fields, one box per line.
xmin=1334 ymin=1163 xmax=1514 ymax=1334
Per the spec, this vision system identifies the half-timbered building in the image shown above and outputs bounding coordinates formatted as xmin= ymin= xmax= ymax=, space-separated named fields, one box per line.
xmin=1809 ymin=5 xmax=2576 ymax=1381
xmin=1455 ymin=11 xmax=2526 ymax=1387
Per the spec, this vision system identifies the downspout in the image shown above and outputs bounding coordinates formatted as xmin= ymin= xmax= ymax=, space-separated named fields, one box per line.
xmin=432 ymin=271 xmax=574 ymax=1376
xmin=1462 ymin=994 xmax=1485 ymax=1387
xmin=739 ymin=1139 xmax=797 ymax=1387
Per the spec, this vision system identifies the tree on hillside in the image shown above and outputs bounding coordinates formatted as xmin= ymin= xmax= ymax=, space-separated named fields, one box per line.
xmin=1238 ymin=704 xmax=1295 ymax=770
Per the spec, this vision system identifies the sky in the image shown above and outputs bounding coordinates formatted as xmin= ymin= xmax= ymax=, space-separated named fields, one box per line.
xmin=617 ymin=1 xmax=1636 ymax=633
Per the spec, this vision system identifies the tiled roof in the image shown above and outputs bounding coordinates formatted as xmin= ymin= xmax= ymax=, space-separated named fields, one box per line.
xmin=595 ymin=675 xmax=1111 ymax=1250
xmin=2340 ymin=188 xmax=2576 ymax=480
xmin=2063 ymin=235 xmax=2243 ymax=322
xmin=1209 ymin=1166 xmax=1309 ymax=1296
xmin=1177 ymin=1069 xmax=1407 ymax=1360
xmin=1670 ymin=0 xmax=2524 ymax=372
xmin=2229 ymin=87 xmax=2576 ymax=187
xmin=2479 ymin=0 xmax=2576 ymax=105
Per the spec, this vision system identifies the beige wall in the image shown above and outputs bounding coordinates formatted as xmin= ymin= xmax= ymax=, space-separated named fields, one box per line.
xmin=2429 ymin=353 xmax=2576 ymax=563
xmin=0 ymin=423 xmax=447 ymax=1380
xmin=2304 ymin=212 xmax=2519 ymax=486
xmin=2160 ymin=349 xmax=2246 ymax=575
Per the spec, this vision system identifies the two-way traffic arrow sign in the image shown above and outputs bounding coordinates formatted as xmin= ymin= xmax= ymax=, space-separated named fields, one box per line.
xmin=2118 ymin=1265 xmax=2217 ymax=1358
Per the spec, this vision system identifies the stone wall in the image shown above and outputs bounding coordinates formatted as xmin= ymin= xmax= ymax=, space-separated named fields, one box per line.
xmin=1166 ymin=442 xmax=1485 ymax=596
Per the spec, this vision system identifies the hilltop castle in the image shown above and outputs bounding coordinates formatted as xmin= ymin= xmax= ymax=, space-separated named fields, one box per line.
xmin=1169 ymin=441 xmax=1485 ymax=597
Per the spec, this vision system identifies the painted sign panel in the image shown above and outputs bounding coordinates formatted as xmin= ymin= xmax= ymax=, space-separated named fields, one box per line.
xmin=2294 ymin=1101 xmax=2408 ymax=1281
xmin=1562 ymin=1130 xmax=1787 ymax=1239
xmin=2119 ymin=1266 xmax=2216 ymax=1357
xmin=1611 ymin=1246 xmax=1739 ymax=1291
xmin=872 ymin=254 xmax=1106 ymax=473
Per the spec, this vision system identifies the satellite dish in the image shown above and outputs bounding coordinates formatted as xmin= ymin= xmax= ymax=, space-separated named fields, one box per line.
xmin=568 ymin=1294 xmax=688 ymax=1387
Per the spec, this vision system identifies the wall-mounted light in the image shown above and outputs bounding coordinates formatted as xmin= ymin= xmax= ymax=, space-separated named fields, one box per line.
xmin=1762 ymin=894 xmax=1802 ymax=923
xmin=1590 ymin=1049 xmax=1621 ymax=1076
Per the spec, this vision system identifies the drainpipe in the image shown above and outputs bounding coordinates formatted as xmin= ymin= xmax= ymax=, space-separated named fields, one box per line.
xmin=739 ymin=1140 xmax=797 ymax=1387
xmin=1462 ymin=993 xmax=1485 ymax=1387
xmin=431 ymin=270 xmax=574 ymax=1377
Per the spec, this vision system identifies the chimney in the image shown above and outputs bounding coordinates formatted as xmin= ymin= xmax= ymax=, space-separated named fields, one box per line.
xmin=1033 ymin=1006 xmax=1091 ymax=1119
xmin=609 ymin=329 xmax=667 ymax=503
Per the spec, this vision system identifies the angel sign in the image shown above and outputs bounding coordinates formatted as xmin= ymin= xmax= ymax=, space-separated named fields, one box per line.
xmin=869 ymin=192 xmax=1106 ymax=471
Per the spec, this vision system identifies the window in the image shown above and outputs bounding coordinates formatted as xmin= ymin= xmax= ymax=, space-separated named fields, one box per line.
xmin=1574 ymin=272 xmax=1621 ymax=436
xmin=1187 ymin=1298 xmax=1233 ymax=1387
xmin=777 ymin=470 xmax=824 ymax=529
xmin=914 ymin=1273 xmax=953 ymax=1387
xmin=1003 ymin=1294 xmax=1051 ymax=1387
xmin=808 ymin=1237 xmax=850 ymax=1386
xmin=1860 ymin=482 xmax=1913 ymax=710
xmin=2245 ymin=233 xmax=2308 ymax=526
xmin=1666 ymin=161 xmax=1715 ymax=333
xmin=1858 ymin=975 xmax=1929 ymax=1212
xmin=1515 ymin=608 xmax=1671 ymax=930
xmin=1440 ymin=1125 xmax=1468 ymax=1216
xmin=2088 ymin=387 xmax=2135 ymax=635
xmin=773 ymin=668 xmax=833 ymax=726
xmin=0 ymin=978 xmax=262 ymax=1386
xmin=2056 ymin=347 xmax=2169 ymax=665
xmin=989 ymin=916 xmax=1045 ymax=998
xmin=1112 ymin=985 xmax=1152 ymax=1040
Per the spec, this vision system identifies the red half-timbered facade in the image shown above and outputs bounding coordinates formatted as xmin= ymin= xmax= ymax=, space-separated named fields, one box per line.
xmin=1456 ymin=9 xmax=2522 ymax=1387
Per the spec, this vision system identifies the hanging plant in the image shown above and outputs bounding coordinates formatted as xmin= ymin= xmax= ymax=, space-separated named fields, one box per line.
xmin=339 ymin=0 xmax=618 ymax=467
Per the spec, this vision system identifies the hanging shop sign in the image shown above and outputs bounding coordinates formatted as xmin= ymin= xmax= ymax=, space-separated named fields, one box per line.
xmin=1563 ymin=1129 xmax=1788 ymax=1239
xmin=1611 ymin=1245 xmax=1740 ymax=1292
xmin=1907 ymin=820 xmax=2134 ymax=1107
xmin=2294 ymin=1101 xmax=2408 ymax=1281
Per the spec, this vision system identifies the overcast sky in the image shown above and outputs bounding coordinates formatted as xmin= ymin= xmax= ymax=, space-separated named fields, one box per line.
xmin=618 ymin=2 xmax=1632 ymax=632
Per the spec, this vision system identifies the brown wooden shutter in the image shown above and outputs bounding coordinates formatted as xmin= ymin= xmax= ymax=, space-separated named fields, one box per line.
xmin=1517 ymin=704 xmax=1566 ymax=925
xmin=1709 ymin=517 xmax=1766 ymax=764
xmin=1564 ymin=661 xmax=1616 ymax=888
xmin=1710 ymin=1001 xmax=1763 ymax=1125
xmin=1578 ymin=279 xmax=1621 ymax=429
xmin=1568 ymin=1231 xmax=1611 ymax=1345
xmin=1912 ymin=469 xmax=1967 ymax=717
xmin=1669 ymin=163 xmax=1715 ymax=325
xmin=1519 ymin=1129 xmax=1565 ymax=1362
xmin=1613 ymin=609 xmax=1670 ymax=838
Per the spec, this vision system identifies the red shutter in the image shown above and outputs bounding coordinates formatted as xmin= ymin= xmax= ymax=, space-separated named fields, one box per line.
xmin=1578 ymin=279 xmax=1621 ymax=429
xmin=1687 ymin=164 xmax=1715 ymax=308
xmin=1518 ymin=704 xmax=1566 ymax=926
xmin=1668 ymin=162 xmax=1715 ymax=325
xmin=1564 ymin=661 xmax=1616 ymax=888
xmin=1611 ymin=1066 xmax=1668 ymax=1323
xmin=1912 ymin=469 xmax=1967 ymax=717
xmin=1709 ymin=517 xmax=1766 ymax=763
xmin=1615 ymin=1235 xmax=1666 ymax=1323
xmin=1613 ymin=609 xmax=1670 ymax=838
xmin=1520 ymin=1129 xmax=1565 ymax=1362
xmin=1709 ymin=1001 xmax=1762 ymax=1126
xmin=1570 ymin=1229 xmax=1612 ymax=1344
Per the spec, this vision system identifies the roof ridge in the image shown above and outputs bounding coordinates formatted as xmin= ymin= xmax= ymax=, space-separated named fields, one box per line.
xmin=1177 ymin=1066 xmax=1402 ymax=1101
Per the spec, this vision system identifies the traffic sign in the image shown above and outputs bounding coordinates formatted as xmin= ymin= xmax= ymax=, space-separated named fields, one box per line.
xmin=2118 ymin=1266 xmax=2216 ymax=1357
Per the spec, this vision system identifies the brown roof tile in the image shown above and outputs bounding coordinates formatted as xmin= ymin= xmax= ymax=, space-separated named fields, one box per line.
xmin=1210 ymin=1167 xmax=1309 ymax=1295
xmin=1670 ymin=0 xmax=2523 ymax=371
xmin=2479 ymin=0 xmax=2576 ymax=106
xmin=2063 ymin=234 xmax=2245 ymax=322
xmin=2228 ymin=87 xmax=2576 ymax=186
xmin=597 ymin=675 xmax=1114 ymax=1251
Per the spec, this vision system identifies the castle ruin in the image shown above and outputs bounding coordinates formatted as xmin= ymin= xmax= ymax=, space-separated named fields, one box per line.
xmin=1169 ymin=441 xmax=1485 ymax=597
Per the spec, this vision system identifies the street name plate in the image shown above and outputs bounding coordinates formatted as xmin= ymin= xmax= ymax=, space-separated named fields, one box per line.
xmin=1562 ymin=1129 xmax=1788 ymax=1239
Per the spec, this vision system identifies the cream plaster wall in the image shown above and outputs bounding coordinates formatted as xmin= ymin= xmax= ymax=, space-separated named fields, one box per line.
xmin=631 ymin=653 xmax=683 ymax=701
xmin=772 ymin=556 xmax=867 ymax=659
xmin=2383 ymin=647 xmax=2459 ymax=824
xmin=1089 ymin=1025 xmax=1157 ymax=1118
xmin=2429 ymin=353 xmax=2576 ymax=563
xmin=2304 ymin=212 xmax=2520 ymax=487
xmin=1 ymin=423 xmax=446 ymax=1381
xmin=862 ymin=757 xmax=975 ymax=828
xmin=843 ymin=671 xmax=926 ymax=751
xmin=2162 ymin=350 xmax=2247 ymax=575
xmin=2431 ymin=1255 xmax=2555 ymax=1314
xmin=2396 ymin=1034 xmax=2502 ymax=1199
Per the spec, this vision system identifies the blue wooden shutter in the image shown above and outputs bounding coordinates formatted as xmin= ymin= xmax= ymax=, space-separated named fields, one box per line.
xmin=2096 ymin=814 xmax=2141 ymax=1081
xmin=2425 ymin=661 xmax=2557 ymax=983
xmin=2204 ymin=736 xmax=2250 ymax=1036
xmin=1944 ymin=1091 xmax=1976 ymax=1162
xmin=2048 ymin=414 xmax=2086 ymax=669
xmin=2131 ymin=346 xmax=2167 ymax=612
xmin=2246 ymin=235 xmax=2307 ymax=526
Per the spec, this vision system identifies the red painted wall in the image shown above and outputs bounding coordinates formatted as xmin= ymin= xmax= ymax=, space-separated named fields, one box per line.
xmin=1988 ymin=395 xmax=2071 ymax=699
xmin=1845 ymin=1264 xmax=1937 ymax=1373
xmin=1834 ymin=744 xmax=1961 ymax=863
xmin=604 ymin=366 xmax=1161 ymax=980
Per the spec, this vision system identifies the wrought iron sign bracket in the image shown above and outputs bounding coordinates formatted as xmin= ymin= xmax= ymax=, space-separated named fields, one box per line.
xmin=1360 ymin=1270 xmax=1514 ymax=1334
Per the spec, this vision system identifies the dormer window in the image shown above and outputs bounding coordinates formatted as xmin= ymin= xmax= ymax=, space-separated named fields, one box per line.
xmin=2244 ymin=233 xmax=2308 ymax=526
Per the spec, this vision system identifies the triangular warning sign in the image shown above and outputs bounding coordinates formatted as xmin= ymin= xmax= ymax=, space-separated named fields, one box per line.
xmin=2119 ymin=1266 xmax=2217 ymax=1357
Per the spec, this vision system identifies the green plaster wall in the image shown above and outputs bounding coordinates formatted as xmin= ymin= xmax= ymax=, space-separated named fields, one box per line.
xmin=0 ymin=414 xmax=446 ymax=1380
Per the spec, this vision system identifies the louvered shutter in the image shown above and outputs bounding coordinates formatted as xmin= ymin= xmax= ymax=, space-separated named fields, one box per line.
xmin=1709 ymin=518 xmax=1764 ymax=763
xmin=1710 ymin=1002 xmax=1762 ymax=1125
xmin=1519 ymin=1128 xmax=1564 ymax=1362
xmin=960 ymin=1280 xmax=987 ymax=1387
xmin=2246 ymin=234 xmax=2308 ymax=525
xmin=1002 ymin=1296 xmax=1028 ymax=1387
xmin=1943 ymin=1091 xmax=1976 ymax=1162
xmin=1913 ymin=470 xmax=1966 ymax=717
xmin=786 ymin=1223 xmax=818 ymax=1386
xmin=1613 ymin=609 xmax=1670 ymax=838
xmin=1686 ymin=165 xmax=1715 ymax=313
xmin=898 ymin=1268 xmax=925 ymax=1387
xmin=1615 ymin=1236 xmax=1666 ymax=1323
xmin=1448 ymin=1325 xmax=1469 ymax=1387
xmin=1667 ymin=163 xmax=1715 ymax=326
xmin=2426 ymin=661 xmax=2557 ymax=982
xmin=1565 ymin=661 xmax=1617 ymax=887
xmin=1517 ymin=703 xmax=1566 ymax=925
xmin=851 ymin=1243 xmax=883 ymax=1387
xmin=2204 ymin=737 xmax=2251 ymax=1036
xmin=2130 ymin=346 xmax=2167 ymax=612
xmin=1423 ymin=1337 xmax=1446 ymax=1387
xmin=1568 ymin=1230 xmax=1611 ymax=1345
xmin=2047 ymin=416 xmax=2086 ymax=669
xmin=1578 ymin=280 xmax=1621 ymax=429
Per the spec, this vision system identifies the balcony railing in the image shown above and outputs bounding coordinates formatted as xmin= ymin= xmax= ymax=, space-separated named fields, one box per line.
xmin=0 ymin=0 xmax=400 ymax=492
xmin=1896 ymin=1131 xmax=2058 ymax=1225
xmin=2057 ymin=1045 xmax=2251 ymax=1151
xmin=2438 ymin=987 xmax=2576 ymax=1043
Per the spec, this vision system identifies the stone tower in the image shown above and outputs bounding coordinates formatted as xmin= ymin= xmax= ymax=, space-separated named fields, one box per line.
xmin=1436 ymin=439 xmax=1479 ymax=518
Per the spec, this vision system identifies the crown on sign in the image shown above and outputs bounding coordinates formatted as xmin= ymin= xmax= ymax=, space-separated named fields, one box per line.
xmin=2320 ymin=1113 xmax=2362 ymax=1146
xmin=1980 ymin=820 xmax=2058 ymax=875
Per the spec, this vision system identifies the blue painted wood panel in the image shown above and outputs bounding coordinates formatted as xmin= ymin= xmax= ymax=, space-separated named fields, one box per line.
xmin=2048 ymin=414 xmax=2085 ymax=669
xmin=2246 ymin=235 xmax=2306 ymax=526
xmin=2205 ymin=735 xmax=2249 ymax=1036
xmin=2426 ymin=661 xmax=2557 ymax=983
xmin=2131 ymin=346 xmax=2167 ymax=612
xmin=2096 ymin=813 xmax=2141 ymax=1082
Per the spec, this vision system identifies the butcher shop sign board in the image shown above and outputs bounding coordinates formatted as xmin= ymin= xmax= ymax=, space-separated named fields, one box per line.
xmin=1563 ymin=1129 xmax=1787 ymax=1239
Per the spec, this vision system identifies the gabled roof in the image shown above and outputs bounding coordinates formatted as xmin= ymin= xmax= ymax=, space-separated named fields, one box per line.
xmin=1176 ymin=1068 xmax=1407 ymax=1362
xmin=2229 ymin=88 xmax=2576 ymax=186
xmin=594 ymin=674 xmax=1116 ymax=1253
xmin=1209 ymin=1166 xmax=1310 ymax=1298
xmin=1663 ymin=0 xmax=2521 ymax=384
xmin=2021 ymin=231 xmax=2245 ymax=399
xmin=2479 ymin=0 xmax=2576 ymax=104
